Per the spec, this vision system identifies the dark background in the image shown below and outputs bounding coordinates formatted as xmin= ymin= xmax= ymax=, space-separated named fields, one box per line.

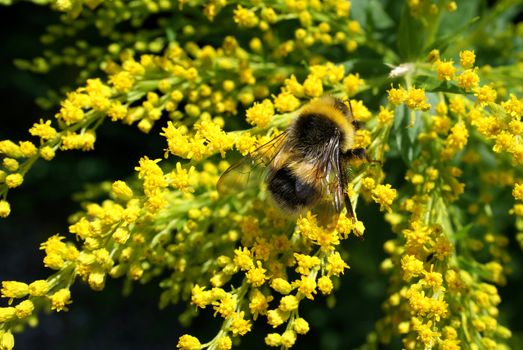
xmin=0 ymin=2 xmax=522 ymax=350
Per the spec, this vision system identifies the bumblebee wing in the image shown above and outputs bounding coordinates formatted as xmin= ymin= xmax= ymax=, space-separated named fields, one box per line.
xmin=217 ymin=131 xmax=289 ymax=195
xmin=310 ymin=135 xmax=346 ymax=227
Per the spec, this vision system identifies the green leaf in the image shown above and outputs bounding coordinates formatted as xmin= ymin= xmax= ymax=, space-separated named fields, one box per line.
xmin=351 ymin=0 xmax=395 ymax=30
xmin=397 ymin=5 xmax=425 ymax=60
xmin=391 ymin=105 xmax=422 ymax=164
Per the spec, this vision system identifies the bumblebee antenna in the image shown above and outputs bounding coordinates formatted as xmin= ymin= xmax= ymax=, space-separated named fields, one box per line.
xmin=344 ymin=98 xmax=354 ymax=118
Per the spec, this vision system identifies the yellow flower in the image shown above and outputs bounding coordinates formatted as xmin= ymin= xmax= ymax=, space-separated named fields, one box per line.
xmin=213 ymin=293 xmax=236 ymax=318
xmin=501 ymin=94 xmax=523 ymax=118
xmin=279 ymin=295 xmax=299 ymax=312
xmin=317 ymin=275 xmax=333 ymax=295
xmin=343 ymin=73 xmax=364 ymax=97
xmin=29 ymin=119 xmax=57 ymax=141
xmin=281 ymin=330 xmax=297 ymax=348
xmin=167 ymin=162 xmax=196 ymax=192
xmin=401 ymin=255 xmax=424 ymax=280
xmin=249 ymin=289 xmax=272 ymax=317
xmin=230 ymin=311 xmax=252 ymax=335
xmin=216 ymin=335 xmax=232 ymax=350
xmin=0 ymin=330 xmax=14 ymax=350
xmin=371 ymin=184 xmax=397 ymax=211
xmin=234 ymin=247 xmax=254 ymax=271
xmin=28 ymin=280 xmax=49 ymax=296
xmin=246 ymin=262 xmax=267 ymax=287
xmin=270 ymin=278 xmax=293 ymax=295
xmin=1 ymin=281 xmax=29 ymax=302
xmin=0 ymin=307 xmax=16 ymax=322
xmin=111 ymin=180 xmax=134 ymax=201
xmin=293 ymin=317 xmax=310 ymax=334
xmin=267 ymin=308 xmax=289 ymax=327
xmin=57 ymin=99 xmax=85 ymax=125
xmin=109 ymin=71 xmax=135 ymax=92
xmin=326 ymin=252 xmax=349 ymax=277
xmin=177 ymin=334 xmax=201 ymax=350
xmin=350 ymin=100 xmax=372 ymax=122
xmin=387 ymin=86 xmax=407 ymax=105
xmin=294 ymin=253 xmax=320 ymax=275
xmin=60 ymin=131 xmax=96 ymax=151
xmin=265 ymin=333 xmax=282 ymax=347
xmin=296 ymin=276 xmax=316 ymax=300
xmin=245 ymin=99 xmax=275 ymax=128
xmin=457 ymin=68 xmax=480 ymax=91
xmin=474 ymin=85 xmax=497 ymax=105
xmin=460 ymin=50 xmax=476 ymax=69
xmin=405 ymin=87 xmax=431 ymax=111
xmin=5 ymin=173 xmax=24 ymax=188
xmin=0 ymin=200 xmax=11 ymax=218
xmin=15 ymin=299 xmax=34 ymax=319
xmin=273 ymin=91 xmax=301 ymax=113
xmin=377 ymin=106 xmax=394 ymax=124
xmin=436 ymin=60 xmax=456 ymax=80
xmin=233 ymin=5 xmax=259 ymax=27
xmin=513 ymin=183 xmax=523 ymax=201
xmin=50 ymin=288 xmax=72 ymax=312
xmin=18 ymin=141 xmax=36 ymax=157
xmin=303 ymin=75 xmax=323 ymax=97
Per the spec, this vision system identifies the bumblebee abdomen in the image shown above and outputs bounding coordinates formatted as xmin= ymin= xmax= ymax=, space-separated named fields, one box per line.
xmin=268 ymin=166 xmax=319 ymax=211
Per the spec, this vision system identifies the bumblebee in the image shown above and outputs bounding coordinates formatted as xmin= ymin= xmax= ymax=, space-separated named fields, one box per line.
xmin=218 ymin=96 xmax=367 ymax=226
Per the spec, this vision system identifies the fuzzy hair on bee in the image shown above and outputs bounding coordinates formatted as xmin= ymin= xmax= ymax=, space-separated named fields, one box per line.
xmin=218 ymin=96 xmax=368 ymax=227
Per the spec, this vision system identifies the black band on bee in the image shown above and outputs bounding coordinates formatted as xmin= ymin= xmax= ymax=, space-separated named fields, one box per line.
xmin=293 ymin=113 xmax=340 ymax=148
xmin=268 ymin=166 xmax=319 ymax=211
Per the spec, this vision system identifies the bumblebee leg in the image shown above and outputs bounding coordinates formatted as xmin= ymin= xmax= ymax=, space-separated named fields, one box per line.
xmin=344 ymin=190 xmax=356 ymax=223
xmin=339 ymin=159 xmax=356 ymax=223
xmin=350 ymin=148 xmax=368 ymax=160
